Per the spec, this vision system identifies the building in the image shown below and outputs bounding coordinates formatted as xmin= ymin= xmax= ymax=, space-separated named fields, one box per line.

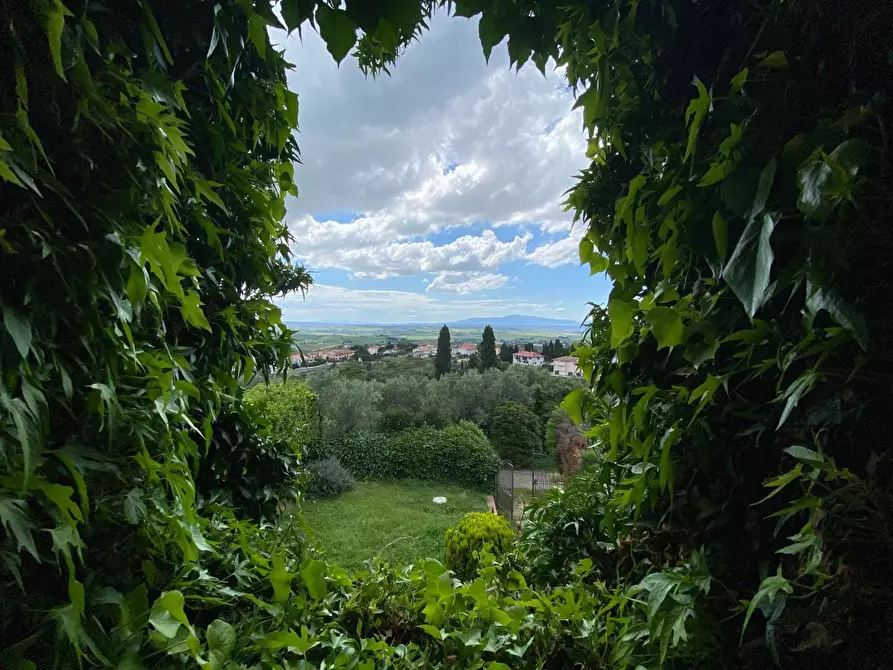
xmin=411 ymin=344 xmax=432 ymax=358
xmin=327 ymin=349 xmax=356 ymax=362
xmin=552 ymin=356 xmax=582 ymax=377
xmin=452 ymin=343 xmax=477 ymax=357
xmin=367 ymin=345 xmax=381 ymax=355
xmin=289 ymin=352 xmax=303 ymax=366
xmin=513 ymin=350 xmax=545 ymax=366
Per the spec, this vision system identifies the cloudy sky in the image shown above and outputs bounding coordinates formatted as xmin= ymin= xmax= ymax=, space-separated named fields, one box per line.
xmin=274 ymin=11 xmax=611 ymax=323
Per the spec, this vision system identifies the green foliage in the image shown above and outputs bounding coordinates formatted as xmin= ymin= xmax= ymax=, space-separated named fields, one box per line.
xmin=244 ymin=380 xmax=318 ymax=453
xmin=444 ymin=512 xmax=514 ymax=580
xmin=488 ymin=401 xmax=543 ymax=467
xmin=479 ymin=325 xmax=497 ymax=370
xmin=434 ymin=324 xmax=451 ymax=379
xmin=305 ymin=457 xmax=355 ymax=500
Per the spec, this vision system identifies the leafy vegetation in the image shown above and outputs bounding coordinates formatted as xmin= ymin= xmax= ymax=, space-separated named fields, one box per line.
xmin=479 ymin=325 xmax=498 ymax=370
xmin=488 ymin=401 xmax=543 ymax=467
xmin=302 ymin=481 xmax=483 ymax=571
xmin=312 ymin=422 xmax=498 ymax=491
xmin=444 ymin=512 xmax=515 ymax=581
xmin=3 ymin=0 xmax=890 ymax=667
xmin=434 ymin=324 xmax=451 ymax=379
xmin=305 ymin=457 xmax=355 ymax=500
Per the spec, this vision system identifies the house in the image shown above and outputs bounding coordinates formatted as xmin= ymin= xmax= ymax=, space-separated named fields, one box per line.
xmin=327 ymin=349 xmax=356 ymax=362
xmin=411 ymin=344 xmax=432 ymax=358
xmin=513 ymin=350 xmax=545 ymax=367
xmin=367 ymin=345 xmax=381 ymax=355
xmin=289 ymin=352 xmax=303 ymax=366
xmin=452 ymin=343 xmax=477 ymax=357
xmin=552 ymin=356 xmax=582 ymax=377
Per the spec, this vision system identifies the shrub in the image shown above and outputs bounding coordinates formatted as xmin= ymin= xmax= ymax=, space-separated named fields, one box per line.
xmin=580 ymin=447 xmax=602 ymax=472
xmin=488 ymin=401 xmax=543 ymax=467
xmin=245 ymin=380 xmax=318 ymax=454
xmin=376 ymin=407 xmax=424 ymax=433
xmin=390 ymin=422 xmax=499 ymax=490
xmin=305 ymin=457 xmax=355 ymax=500
xmin=444 ymin=512 xmax=515 ymax=580
xmin=329 ymin=431 xmax=393 ymax=479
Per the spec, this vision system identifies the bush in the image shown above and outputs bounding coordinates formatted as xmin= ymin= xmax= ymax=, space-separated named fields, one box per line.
xmin=444 ymin=512 xmax=515 ymax=580
xmin=305 ymin=457 xmax=355 ymax=500
xmin=328 ymin=431 xmax=393 ymax=479
xmin=245 ymin=380 xmax=318 ymax=454
xmin=376 ymin=407 xmax=424 ymax=433
xmin=390 ymin=422 xmax=499 ymax=490
xmin=488 ymin=401 xmax=543 ymax=467
xmin=580 ymin=448 xmax=602 ymax=472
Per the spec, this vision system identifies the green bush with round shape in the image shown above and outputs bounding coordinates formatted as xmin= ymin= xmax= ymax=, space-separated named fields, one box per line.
xmin=305 ymin=457 xmax=355 ymax=500
xmin=245 ymin=380 xmax=318 ymax=455
xmin=444 ymin=512 xmax=515 ymax=581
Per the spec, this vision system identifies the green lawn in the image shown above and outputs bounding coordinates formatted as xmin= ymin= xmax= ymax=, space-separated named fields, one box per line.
xmin=302 ymin=481 xmax=486 ymax=571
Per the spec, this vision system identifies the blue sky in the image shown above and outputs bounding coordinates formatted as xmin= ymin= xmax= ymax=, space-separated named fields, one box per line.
xmin=273 ymin=12 xmax=611 ymax=323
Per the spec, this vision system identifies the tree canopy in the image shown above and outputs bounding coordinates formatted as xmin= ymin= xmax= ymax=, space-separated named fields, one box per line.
xmin=434 ymin=324 xmax=451 ymax=378
xmin=479 ymin=325 xmax=497 ymax=370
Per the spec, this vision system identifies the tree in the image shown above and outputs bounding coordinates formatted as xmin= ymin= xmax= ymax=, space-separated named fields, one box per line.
xmin=479 ymin=325 xmax=498 ymax=370
xmin=434 ymin=324 xmax=451 ymax=379
xmin=499 ymin=340 xmax=512 ymax=363
xmin=488 ymin=401 xmax=543 ymax=468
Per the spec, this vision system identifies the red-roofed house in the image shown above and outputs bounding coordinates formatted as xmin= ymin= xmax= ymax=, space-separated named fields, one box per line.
xmin=452 ymin=343 xmax=477 ymax=357
xmin=552 ymin=356 xmax=582 ymax=377
xmin=513 ymin=350 xmax=545 ymax=367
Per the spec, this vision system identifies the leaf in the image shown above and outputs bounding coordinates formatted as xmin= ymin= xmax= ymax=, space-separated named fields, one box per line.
xmin=478 ymin=13 xmax=505 ymax=63
xmin=0 ymin=497 xmax=39 ymax=560
xmin=299 ymin=558 xmax=327 ymax=600
xmin=44 ymin=0 xmax=72 ymax=80
xmin=248 ymin=15 xmax=267 ymax=60
xmin=608 ymin=298 xmax=636 ymax=348
xmin=270 ymin=551 xmax=294 ymax=603
xmin=777 ymin=372 xmax=818 ymax=428
xmin=419 ymin=624 xmax=443 ymax=640
xmin=4 ymin=308 xmax=32 ymax=358
xmin=749 ymin=158 xmax=776 ymax=220
xmin=150 ymin=591 xmax=190 ymax=639
xmin=260 ymin=628 xmax=317 ymax=654
xmin=723 ymin=214 xmax=776 ymax=317
xmin=659 ymin=426 xmax=680 ymax=493
xmin=758 ymin=50 xmax=789 ymax=69
xmin=742 ymin=569 xmax=792 ymax=640
xmin=561 ymin=389 xmax=584 ymax=424
xmin=578 ymin=237 xmax=594 ymax=265
xmin=657 ymin=185 xmax=682 ymax=206
xmin=683 ymin=77 xmax=711 ymax=162
xmin=805 ymin=280 xmax=867 ymax=349
xmin=783 ymin=445 xmax=825 ymax=465
xmin=712 ymin=212 xmax=728 ymax=262
xmin=0 ymin=159 xmax=24 ymax=187
xmin=281 ymin=0 xmax=316 ymax=32
xmin=730 ymin=67 xmax=748 ymax=93
xmin=180 ymin=290 xmax=211 ymax=331
xmin=316 ymin=4 xmax=357 ymax=64
xmin=647 ymin=307 xmax=684 ymax=349
xmin=206 ymin=619 xmax=236 ymax=666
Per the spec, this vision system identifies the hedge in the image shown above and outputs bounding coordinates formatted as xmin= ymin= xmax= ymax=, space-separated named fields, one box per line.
xmin=311 ymin=421 xmax=498 ymax=491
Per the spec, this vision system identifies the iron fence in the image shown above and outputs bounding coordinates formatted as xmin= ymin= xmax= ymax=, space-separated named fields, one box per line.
xmin=494 ymin=461 xmax=514 ymax=522
xmin=532 ymin=470 xmax=562 ymax=498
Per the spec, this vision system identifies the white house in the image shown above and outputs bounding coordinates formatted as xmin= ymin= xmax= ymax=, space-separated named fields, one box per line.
xmin=552 ymin=356 xmax=582 ymax=377
xmin=411 ymin=344 xmax=433 ymax=358
xmin=452 ymin=343 xmax=477 ymax=357
xmin=367 ymin=345 xmax=381 ymax=355
xmin=327 ymin=349 xmax=356 ymax=362
xmin=513 ymin=350 xmax=545 ymax=366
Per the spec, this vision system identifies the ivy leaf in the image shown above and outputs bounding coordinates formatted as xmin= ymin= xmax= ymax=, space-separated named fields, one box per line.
xmin=723 ymin=214 xmax=776 ymax=317
xmin=742 ymin=569 xmax=792 ymax=640
xmin=316 ymin=4 xmax=357 ymax=64
xmin=683 ymin=77 xmax=711 ymax=162
xmin=3 ymin=308 xmax=32 ymax=358
xmin=299 ymin=558 xmax=327 ymax=600
xmin=0 ymin=497 xmax=39 ymax=560
xmin=561 ymin=389 xmax=584 ymax=424
xmin=248 ymin=15 xmax=267 ymax=60
xmin=207 ymin=619 xmax=236 ymax=666
xmin=44 ymin=0 xmax=72 ymax=80
xmin=578 ymin=237 xmax=594 ymax=265
xmin=607 ymin=298 xmax=636 ymax=348
xmin=180 ymin=290 xmax=211 ymax=331
xmin=749 ymin=158 xmax=776 ymax=220
xmin=647 ymin=307 xmax=684 ymax=349
xmin=270 ymin=551 xmax=295 ymax=603
xmin=150 ymin=591 xmax=189 ymax=638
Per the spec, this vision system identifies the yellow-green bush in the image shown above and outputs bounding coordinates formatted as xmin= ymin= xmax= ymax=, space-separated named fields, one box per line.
xmin=444 ymin=512 xmax=515 ymax=580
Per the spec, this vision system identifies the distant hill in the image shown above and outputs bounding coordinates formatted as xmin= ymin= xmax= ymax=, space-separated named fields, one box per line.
xmin=448 ymin=314 xmax=581 ymax=329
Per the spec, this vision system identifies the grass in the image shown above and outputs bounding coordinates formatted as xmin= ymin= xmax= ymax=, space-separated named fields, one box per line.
xmin=302 ymin=480 xmax=486 ymax=571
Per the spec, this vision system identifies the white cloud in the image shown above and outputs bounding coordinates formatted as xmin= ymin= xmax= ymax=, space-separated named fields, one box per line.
xmin=426 ymin=271 xmax=509 ymax=294
xmin=276 ymin=284 xmax=554 ymax=323
xmin=281 ymin=13 xmax=588 ymax=280
xmin=525 ymin=226 xmax=586 ymax=267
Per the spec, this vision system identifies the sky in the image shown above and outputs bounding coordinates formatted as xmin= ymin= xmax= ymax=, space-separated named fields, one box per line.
xmin=273 ymin=11 xmax=611 ymax=324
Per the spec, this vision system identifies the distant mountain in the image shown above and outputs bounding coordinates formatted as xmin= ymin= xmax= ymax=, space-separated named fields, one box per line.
xmin=449 ymin=314 xmax=581 ymax=329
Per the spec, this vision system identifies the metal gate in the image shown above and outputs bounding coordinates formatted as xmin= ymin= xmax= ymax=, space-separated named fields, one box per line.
xmin=494 ymin=461 xmax=514 ymax=522
xmin=532 ymin=470 xmax=561 ymax=498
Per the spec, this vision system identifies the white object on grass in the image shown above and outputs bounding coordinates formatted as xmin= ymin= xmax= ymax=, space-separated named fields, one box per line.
xmin=432 ymin=496 xmax=447 ymax=504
